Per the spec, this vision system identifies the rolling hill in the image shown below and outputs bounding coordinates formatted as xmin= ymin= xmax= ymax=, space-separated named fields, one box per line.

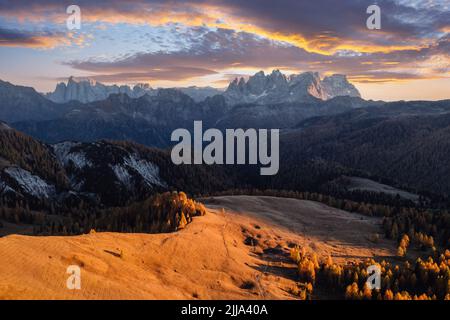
xmin=0 ymin=196 xmax=398 ymax=300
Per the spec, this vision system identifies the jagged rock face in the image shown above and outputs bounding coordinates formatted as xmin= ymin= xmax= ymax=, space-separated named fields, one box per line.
xmin=46 ymin=77 xmax=157 ymax=103
xmin=224 ymin=70 xmax=361 ymax=105
xmin=321 ymin=74 xmax=361 ymax=99
xmin=289 ymin=72 xmax=325 ymax=100
xmin=46 ymin=78 xmax=222 ymax=103
xmin=45 ymin=71 xmax=359 ymax=105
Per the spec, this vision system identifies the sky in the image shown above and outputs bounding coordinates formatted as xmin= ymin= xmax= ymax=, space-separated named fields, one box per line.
xmin=0 ymin=0 xmax=449 ymax=101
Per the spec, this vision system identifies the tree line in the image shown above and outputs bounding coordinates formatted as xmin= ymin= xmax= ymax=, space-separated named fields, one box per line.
xmin=290 ymin=245 xmax=450 ymax=300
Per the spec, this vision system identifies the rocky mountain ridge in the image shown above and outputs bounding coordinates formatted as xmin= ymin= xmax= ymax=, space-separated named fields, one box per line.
xmin=44 ymin=70 xmax=360 ymax=105
xmin=223 ymin=70 xmax=361 ymax=105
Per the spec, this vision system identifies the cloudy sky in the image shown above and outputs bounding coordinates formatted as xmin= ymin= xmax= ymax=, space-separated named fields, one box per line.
xmin=0 ymin=0 xmax=448 ymax=100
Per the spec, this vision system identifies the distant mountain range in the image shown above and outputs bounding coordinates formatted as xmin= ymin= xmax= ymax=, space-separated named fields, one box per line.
xmin=2 ymin=97 xmax=450 ymax=208
xmin=224 ymin=70 xmax=360 ymax=105
xmin=12 ymin=90 xmax=373 ymax=148
xmin=45 ymin=76 xmax=224 ymax=104
xmin=0 ymin=71 xmax=369 ymax=148
xmin=46 ymin=76 xmax=156 ymax=104
xmin=44 ymin=70 xmax=360 ymax=105
xmin=1 ymin=72 xmax=450 ymax=200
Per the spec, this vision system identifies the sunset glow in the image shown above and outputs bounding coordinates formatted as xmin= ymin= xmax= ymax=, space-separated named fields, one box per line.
xmin=0 ymin=0 xmax=448 ymax=100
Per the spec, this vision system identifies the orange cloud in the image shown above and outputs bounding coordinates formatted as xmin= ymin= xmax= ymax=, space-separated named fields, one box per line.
xmin=0 ymin=29 xmax=87 ymax=49
xmin=0 ymin=2 xmax=437 ymax=55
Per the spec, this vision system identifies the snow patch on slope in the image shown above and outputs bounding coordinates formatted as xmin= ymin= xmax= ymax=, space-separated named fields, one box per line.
xmin=0 ymin=122 xmax=12 ymax=130
xmin=109 ymin=154 xmax=167 ymax=189
xmin=4 ymin=167 xmax=55 ymax=198
xmin=123 ymin=155 xmax=167 ymax=188
xmin=0 ymin=180 xmax=16 ymax=195
xmin=53 ymin=142 xmax=92 ymax=169
xmin=111 ymin=164 xmax=132 ymax=187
